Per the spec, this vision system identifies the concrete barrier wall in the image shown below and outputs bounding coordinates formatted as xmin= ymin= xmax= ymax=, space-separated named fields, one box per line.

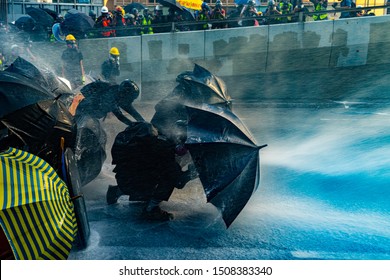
xmin=36 ymin=15 xmax=390 ymax=102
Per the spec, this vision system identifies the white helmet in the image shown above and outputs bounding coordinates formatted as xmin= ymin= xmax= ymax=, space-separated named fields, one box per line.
xmin=101 ymin=6 xmax=108 ymax=13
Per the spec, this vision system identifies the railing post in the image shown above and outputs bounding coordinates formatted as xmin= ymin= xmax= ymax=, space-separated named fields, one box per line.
xmin=299 ymin=11 xmax=303 ymax=22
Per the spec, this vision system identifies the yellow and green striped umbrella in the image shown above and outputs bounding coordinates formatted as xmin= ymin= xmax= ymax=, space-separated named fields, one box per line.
xmin=0 ymin=147 xmax=77 ymax=260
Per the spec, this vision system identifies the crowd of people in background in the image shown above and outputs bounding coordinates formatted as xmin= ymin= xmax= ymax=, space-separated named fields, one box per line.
xmin=0 ymin=0 xmax=383 ymax=69
xmin=85 ymin=0 xmax=376 ymax=37
xmin=83 ymin=0 xmax=378 ymax=37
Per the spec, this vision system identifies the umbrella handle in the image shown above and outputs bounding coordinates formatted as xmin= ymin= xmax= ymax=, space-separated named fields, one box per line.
xmin=71 ymin=194 xmax=83 ymax=201
xmin=59 ymin=137 xmax=69 ymax=186
xmin=60 ymin=137 xmax=65 ymax=151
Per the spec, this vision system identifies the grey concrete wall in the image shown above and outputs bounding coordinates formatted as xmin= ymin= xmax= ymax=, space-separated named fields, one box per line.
xmin=35 ymin=15 xmax=390 ymax=102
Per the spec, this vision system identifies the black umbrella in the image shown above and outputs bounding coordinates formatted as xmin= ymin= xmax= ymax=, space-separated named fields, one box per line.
xmin=151 ymin=64 xmax=266 ymax=227
xmin=151 ymin=64 xmax=232 ymax=141
xmin=124 ymin=2 xmax=146 ymax=13
xmin=3 ymin=57 xmax=73 ymax=105
xmin=74 ymin=115 xmax=107 ymax=186
xmin=184 ymin=103 xmax=267 ymax=227
xmin=26 ymin=7 xmax=54 ymax=28
xmin=14 ymin=15 xmax=36 ymax=32
xmin=42 ymin=8 xmax=60 ymax=22
xmin=176 ymin=64 xmax=232 ymax=107
xmin=61 ymin=12 xmax=95 ymax=36
xmin=0 ymin=69 xmax=52 ymax=118
xmin=157 ymin=0 xmax=184 ymax=11
xmin=66 ymin=9 xmax=82 ymax=17
xmin=0 ymin=98 xmax=77 ymax=171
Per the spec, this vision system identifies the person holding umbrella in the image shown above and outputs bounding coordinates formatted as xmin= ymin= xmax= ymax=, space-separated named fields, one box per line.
xmin=61 ymin=34 xmax=85 ymax=89
xmin=101 ymin=47 xmax=121 ymax=84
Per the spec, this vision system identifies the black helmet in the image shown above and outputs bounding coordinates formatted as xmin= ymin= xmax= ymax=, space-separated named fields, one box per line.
xmin=201 ymin=2 xmax=210 ymax=11
xmin=247 ymin=0 xmax=255 ymax=6
xmin=131 ymin=8 xmax=139 ymax=15
xmin=117 ymin=80 xmax=140 ymax=103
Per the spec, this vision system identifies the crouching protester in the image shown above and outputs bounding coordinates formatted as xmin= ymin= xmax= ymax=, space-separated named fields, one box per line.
xmin=107 ymin=122 xmax=197 ymax=221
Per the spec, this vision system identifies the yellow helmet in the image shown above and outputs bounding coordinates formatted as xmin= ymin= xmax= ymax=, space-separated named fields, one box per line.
xmin=65 ymin=34 xmax=76 ymax=41
xmin=109 ymin=47 xmax=120 ymax=56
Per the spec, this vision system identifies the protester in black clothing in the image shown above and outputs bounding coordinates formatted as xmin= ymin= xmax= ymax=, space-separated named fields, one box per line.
xmin=101 ymin=47 xmax=120 ymax=84
xmin=211 ymin=0 xmax=227 ymax=29
xmin=152 ymin=5 xmax=169 ymax=33
xmin=108 ymin=121 xmax=197 ymax=221
xmin=264 ymin=0 xmax=282 ymax=24
xmin=124 ymin=13 xmax=140 ymax=36
xmin=76 ymin=79 xmax=145 ymax=126
xmin=292 ymin=0 xmax=309 ymax=22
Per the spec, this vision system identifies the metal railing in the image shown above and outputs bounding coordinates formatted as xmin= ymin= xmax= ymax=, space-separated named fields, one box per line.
xmin=84 ymin=4 xmax=390 ymax=39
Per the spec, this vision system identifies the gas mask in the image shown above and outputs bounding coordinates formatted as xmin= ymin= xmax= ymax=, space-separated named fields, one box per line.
xmin=66 ymin=40 xmax=77 ymax=49
xmin=110 ymin=54 xmax=120 ymax=65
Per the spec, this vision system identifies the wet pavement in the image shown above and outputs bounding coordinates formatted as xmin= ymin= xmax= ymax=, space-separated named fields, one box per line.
xmin=68 ymin=101 xmax=390 ymax=260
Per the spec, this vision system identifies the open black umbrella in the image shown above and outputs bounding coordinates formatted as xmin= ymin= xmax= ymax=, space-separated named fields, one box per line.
xmin=14 ymin=15 xmax=36 ymax=32
xmin=1 ymin=57 xmax=73 ymax=110
xmin=0 ymin=69 xmax=53 ymax=118
xmin=61 ymin=12 xmax=94 ymax=36
xmin=151 ymin=64 xmax=232 ymax=141
xmin=26 ymin=7 xmax=54 ymax=28
xmin=0 ymin=98 xmax=77 ymax=170
xmin=151 ymin=64 xmax=266 ymax=227
xmin=176 ymin=64 xmax=232 ymax=106
xmin=5 ymin=57 xmax=72 ymax=96
xmin=184 ymin=103 xmax=267 ymax=227
xmin=66 ymin=9 xmax=82 ymax=17
xmin=124 ymin=2 xmax=146 ymax=13
xmin=42 ymin=8 xmax=60 ymax=22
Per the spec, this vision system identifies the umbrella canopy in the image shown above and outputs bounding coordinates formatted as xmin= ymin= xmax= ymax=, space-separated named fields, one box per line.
xmin=14 ymin=15 xmax=36 ymax=32
xmin=0 ymin=98 xmax=77 ymax=172
xmin=61 ymin=12 xmax=95 ymax=37
xmin=151 ymin=64 xmax=232 ymax=141
xmin=151 ymin=64 xmax=266 ymax=227
xmin=0 ymin=70 xmax=53 ymax=118
xmin=74 ymin=115 xmax=107 ymax=186
xmin=65 ymin=9 xmax=82 ymax=17
xmin=178 ymin=0 xmax=202 ymax=10
xmin=0 ymin=147 xmax=77 ymax=259
xmin=62 ymin=148 xmax=90 ymax=248
xmin=184 ymin=103 xmax=267 ymax=227
xmin=124 ymin=3 xmax=146 ymax=13
xmin=5 ymin=57 xmax=72 ymax=98
xmin=26 ymin=7 xmax=54 ymax=28
xmin=176 ymin=64 xmax=232 ymax=107
xmin=42 ymin=8 xmax=60 ymax=22
xmin=0 ymin=57 xmax=73 ymax=118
